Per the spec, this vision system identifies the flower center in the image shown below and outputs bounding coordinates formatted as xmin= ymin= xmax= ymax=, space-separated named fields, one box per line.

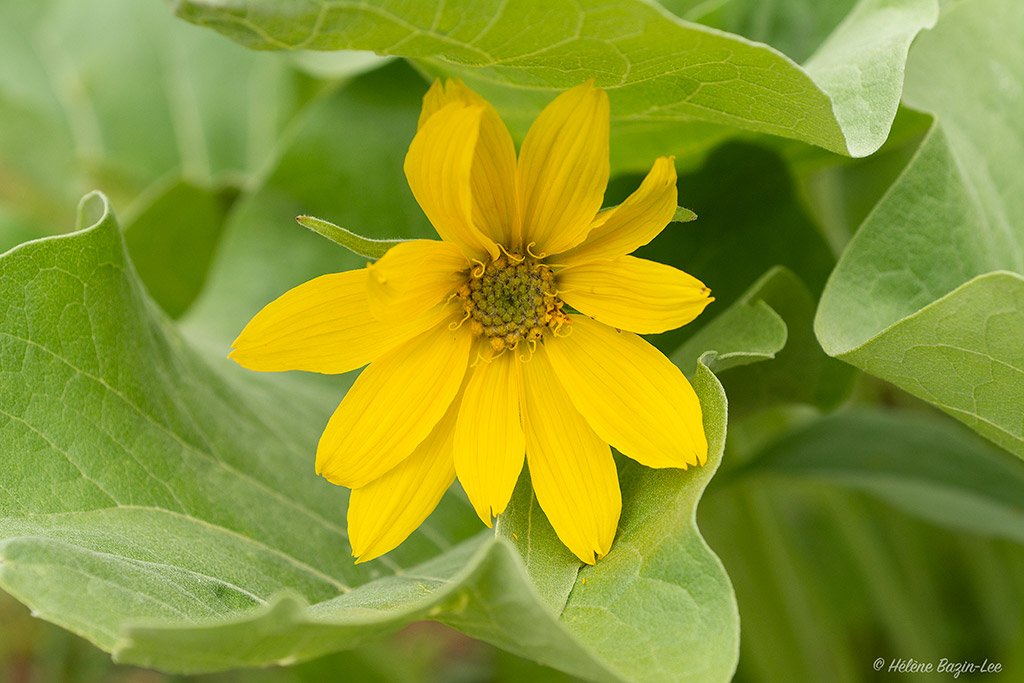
xmin=458 ymin=254 xmax=568 ymax=350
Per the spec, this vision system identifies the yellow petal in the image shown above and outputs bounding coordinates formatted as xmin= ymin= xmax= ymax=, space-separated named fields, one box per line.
xmin=470 ymin=103 xmax=521 ymax=249
xmin=348 ymin=396 xmax=458 ymax=563
xmin=520 ymin=345 xmax=620 ymax=564
xmin=545 ymin=315 xmax=707 ymax=469
xmin=229 ymin=269 xmax=446 ymax=374
xmin=417 ymin=79 xmax=521 ymax=248
xmin=453 ymin=347 xmax=525 ymax=526
xmin=405 ymin=102 xmax=499 ymax=260
xmin=417 ymin=78 xmax=452 ymax=129
xmin=557 ymin=255 xmax=712 ymax=334
xmin=316 ymin=318 xmax=473 ymax=488
xmin=517 ymin=82 xmax=610 ymax=256
xmin=559 ymin=156 xmax=678 ymax=263
xmin=367 ymin=239 xmax=468 ymax=321
xmin=588 ymin=207 xmax=614 ymax=231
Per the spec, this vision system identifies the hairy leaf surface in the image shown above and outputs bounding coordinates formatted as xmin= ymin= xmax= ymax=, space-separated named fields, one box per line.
xmin=816 ymin=0 xmax=1024 ymax=458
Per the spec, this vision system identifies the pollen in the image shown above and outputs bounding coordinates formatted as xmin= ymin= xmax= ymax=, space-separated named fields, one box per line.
xmin=457 ymin=254 xmax=568 ymax=350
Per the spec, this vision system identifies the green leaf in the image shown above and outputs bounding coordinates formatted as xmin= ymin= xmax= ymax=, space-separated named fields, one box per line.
xmin=173 ymin=0 xmax=937 ymax=160
xmin=1 ymin=193 xmax=437 ymax=652
xmin=0 ymin=587 xmax=443 ymax=683
xmin=2 ymin=110 xmax=736 ymax=682
xmin=295 ymin=215 xmax=405 ymax=260
xmin=737 ymin=409 xmax=1024 ymax=543
xmin=815 ymin=0 xmax=1024 ymax=459
xmin=671 ymin=207 xmax=698 ymax=224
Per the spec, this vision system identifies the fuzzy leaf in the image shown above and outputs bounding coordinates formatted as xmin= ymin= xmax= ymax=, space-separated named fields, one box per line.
xmin=815 ymin=0 xmax=1024 ymax=458
xmin=172 ymin=0 xmax=937 ymax=162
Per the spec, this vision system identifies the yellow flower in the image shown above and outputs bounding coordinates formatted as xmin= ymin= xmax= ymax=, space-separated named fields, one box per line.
xmin=230 ymin=80 xmax=713 ymax=565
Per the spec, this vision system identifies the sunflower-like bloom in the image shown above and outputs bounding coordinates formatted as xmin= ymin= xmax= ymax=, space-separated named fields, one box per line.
xmin=231 ymin=80 xmax=713 ymax=564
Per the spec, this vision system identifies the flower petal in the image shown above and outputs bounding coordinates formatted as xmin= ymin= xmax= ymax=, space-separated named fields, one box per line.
xmin=517 ymin=82 xmax=610 ymax=256
xmin=367 ymin=239 xmax=468 ymax=321
xmin=316 ymin=318 xmax=473 ymax=488
xmin=405 ymin=102 xmax=499 ymax=260
xmin=559 ymin=156 xmax=678 ymax=263
xmin=417 ymin=80 xmax=521 ymax=248
xmin=557 ymin=255 xmax=712 ymax=334
xmin=521 ymin=345 xmax=620 ymax=564
xmin=546 ymin=315 xmax=707 ymax=469
xmin=418 ymin=78 xmax=453 ymax=129
xmin=348 ymin=396 xmax=458 ymax=563
xmin=229 ymin=269 xmax=447 ymax=374
xmin=454 ymin=347 xmax=525 ymax=526
xmin=471 ymin=106 xmax=521 ymax=248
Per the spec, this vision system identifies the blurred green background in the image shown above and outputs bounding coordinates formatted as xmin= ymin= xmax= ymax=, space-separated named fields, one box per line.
xmin=3 ymin=0 xmax=1023 ymax=681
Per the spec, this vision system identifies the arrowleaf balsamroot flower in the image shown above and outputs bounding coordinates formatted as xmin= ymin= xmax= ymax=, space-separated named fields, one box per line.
xmin=230 ymin=80 xmax=713 ymax=564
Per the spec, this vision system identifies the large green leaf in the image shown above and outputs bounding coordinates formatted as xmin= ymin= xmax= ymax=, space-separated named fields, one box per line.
xmin=815 ymin=0 xmax=1024 ymax=459
xmin=172 ymin=0 xmax=937 ymax=163
xmin=1 ymin=165 xmax=735 ymax=683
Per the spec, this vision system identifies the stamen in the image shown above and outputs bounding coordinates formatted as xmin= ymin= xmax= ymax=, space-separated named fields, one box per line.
xmin=497 ymin=242 xmax=526 ymax=263
xmin=518 ymin=340 xmax=537 ymax=363
xmin=470 ymin=345 xmax=500 ymax=368
xmin=449 ymin=309 xmax=471 ymax=331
